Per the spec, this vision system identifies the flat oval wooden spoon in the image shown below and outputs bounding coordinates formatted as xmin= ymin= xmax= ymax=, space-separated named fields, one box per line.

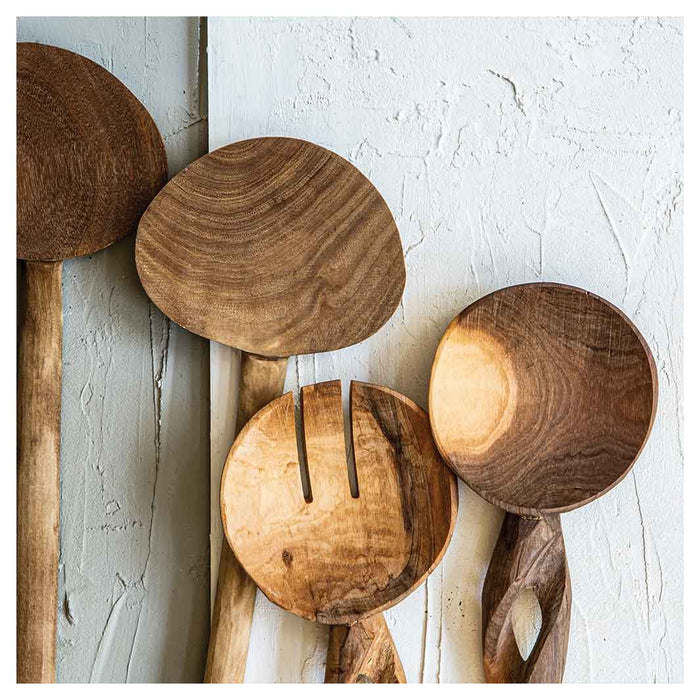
xmin=429 ymin=282 xmax=657 ymax=683
xmin=17 ymin=42 xmax=166 ymax=683
xmin=135 ymin=137 xmax=405 ymax=682
xmin=221 ymin=380 xmax=458 ymax=682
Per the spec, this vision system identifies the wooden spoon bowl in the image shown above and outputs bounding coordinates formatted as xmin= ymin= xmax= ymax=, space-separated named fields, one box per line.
xmin=430 ymin=282 xmax=657 ymax=515
xmin=136 ymin=137 xmax=404 ymax=356
xmin=429 ymin=282 xmax=657 ymax=682
xmin=18 ymin=42 xmax=166 ymax=261
xmin=221 ymin=380 xmax=458 ymax=679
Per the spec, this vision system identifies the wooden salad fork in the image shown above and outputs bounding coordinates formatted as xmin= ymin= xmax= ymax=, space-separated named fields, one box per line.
xmin=220 ymin=380 xmax=458 ymax=682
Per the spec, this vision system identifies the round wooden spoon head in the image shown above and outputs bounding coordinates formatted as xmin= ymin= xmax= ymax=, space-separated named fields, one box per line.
xmin=17 ymin=42 xmax=167 ymax=261
xmin=135 ymin=137 xmax=405 ymax=356
xmin=220 ymin=380 xmax=457 ymax=625
xmin=429 ymin=283 xmax=657 ymax=516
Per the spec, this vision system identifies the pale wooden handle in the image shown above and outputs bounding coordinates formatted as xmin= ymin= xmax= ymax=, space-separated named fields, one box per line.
xmin=325 ymin=614 xmax=406 ymax=683
xmin=482 ymin=513 xmax=571 ymax=683
xmin=205 ymin=352 xmax=288 ymax=683
xmin=17 ymin=260 xmax=62 ymax=683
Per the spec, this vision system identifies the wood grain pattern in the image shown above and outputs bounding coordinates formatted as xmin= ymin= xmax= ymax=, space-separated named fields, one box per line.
xmin=17 ymin=43 xmax=167 ymax=261
xmin=16 ymin=42 xmax=167 ymax=683
xmin=17 ymin=261 xmax=62 ymax=683
xmin=482 ymin=514 xmax=571 ymax=683
xmin=205 ymin=354 xmax=288 ymax=683
xmin=135 ymin=137 xmax=405 ymax=357
xmin=429 ymin=282 xmax=657 ymax=516
xmin=236 ymin=354 xmax=290 ymax=429
xmin=221 ymin=378 xmax=456 ymax=635
xmin=205 ymin=543 xmax=258 ymax=684
xmin=325 ymin=614 xmax=406 ymax=683
xmin=429 ymin=282 xmax=657 ymax=683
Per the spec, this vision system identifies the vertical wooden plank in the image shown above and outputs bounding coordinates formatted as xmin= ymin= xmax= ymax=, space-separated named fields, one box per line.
xmin=17 ymin=17 xmax=210 ymax=682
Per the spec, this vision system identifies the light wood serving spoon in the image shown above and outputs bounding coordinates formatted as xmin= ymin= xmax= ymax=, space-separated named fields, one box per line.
xmin=429 ymin=282 xmax=657 ymax=683
xmin=17 ymin=43 xmax=167 ymax=683
xmin=135 ymin=137 xmax=405 ymax=682
xmin=221 ymin=380 xmax=458 ymax=682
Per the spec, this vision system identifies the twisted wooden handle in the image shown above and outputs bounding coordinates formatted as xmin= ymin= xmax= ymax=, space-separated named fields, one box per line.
xmin=325 ymin=613 xmax=406 ymax=683
xmin=482 ymin=513 xmax=571 ymax=683
xmin=17 ymin=261 xmax=63 ymax=683
xmin=205 ymin=353 xmax=288 ymax=683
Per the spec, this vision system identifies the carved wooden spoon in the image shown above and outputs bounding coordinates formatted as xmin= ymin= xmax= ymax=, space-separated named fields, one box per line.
xmin=17 ymin=42 xmax=166 ymax=683
xmin=135 ymin=137 xmax=405 ymax=682
xmin=429 ymin=283 xmax=657 ymax=683
xmin=221 ymin=380 xmax=458 ymax=682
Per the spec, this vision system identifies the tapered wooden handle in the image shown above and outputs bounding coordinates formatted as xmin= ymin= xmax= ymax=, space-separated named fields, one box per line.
xmin=325 ymin=613 xmax=406 ymax=683
xmin=482 ymin=513 xmax=571 ymax=683
xmin=205 ymin=352 xmax=288 ymax=683
xmin=17 ymin=261 xmax=63 ymax=683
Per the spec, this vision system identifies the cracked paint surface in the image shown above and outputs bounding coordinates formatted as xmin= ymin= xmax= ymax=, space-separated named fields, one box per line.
xmin=17 ymin=17 xmax=210 ymax=682
xmin=209 ymin=17 xmax=682 ymax=682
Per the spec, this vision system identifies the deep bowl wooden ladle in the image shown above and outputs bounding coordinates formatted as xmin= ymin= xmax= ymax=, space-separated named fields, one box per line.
xmin=429 ymin=282 xmax=657 ymax=683
xmin=135 ymin=137 xmax=406 ymax=682
xmin=17 ymin=42 xmax=167 ymax=683
xmin=221 ymin=380 xmax=458 ymax=682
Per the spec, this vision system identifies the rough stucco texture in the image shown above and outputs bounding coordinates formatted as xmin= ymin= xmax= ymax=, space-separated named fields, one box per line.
xmin=208 ymin=17 xmax=682 ymax=682
xmin=17 ymin=17 xmax=210 ymax=682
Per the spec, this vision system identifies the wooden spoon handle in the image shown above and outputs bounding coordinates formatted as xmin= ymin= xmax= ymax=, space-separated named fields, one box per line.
xmin=17 ymin=260 xmax=62 ymax=683
xmin=325 ymin=614 xmax=406 ymax=683
xmin=482 ymin=513 xmax=572 ymax=683
xmin=205 ymin=352 xmax=288 ymax=683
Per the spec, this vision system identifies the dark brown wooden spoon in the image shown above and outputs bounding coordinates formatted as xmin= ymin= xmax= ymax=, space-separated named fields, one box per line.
xmin=17 ymin=42 xmax=167 ymax=683
xmin=220 ymin=380 xmax=458 ymax=682
xmin=429 ymin=282 xmax=657 ymax=683
xmin=135 ymin=137 xmax=405 ymax=682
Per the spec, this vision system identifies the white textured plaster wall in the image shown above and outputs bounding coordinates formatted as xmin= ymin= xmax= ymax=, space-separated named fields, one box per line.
xmin=14 ymin=15 xmax=682 ymax=685
xmin=208 ymin=16 xmax=683 ymax=683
